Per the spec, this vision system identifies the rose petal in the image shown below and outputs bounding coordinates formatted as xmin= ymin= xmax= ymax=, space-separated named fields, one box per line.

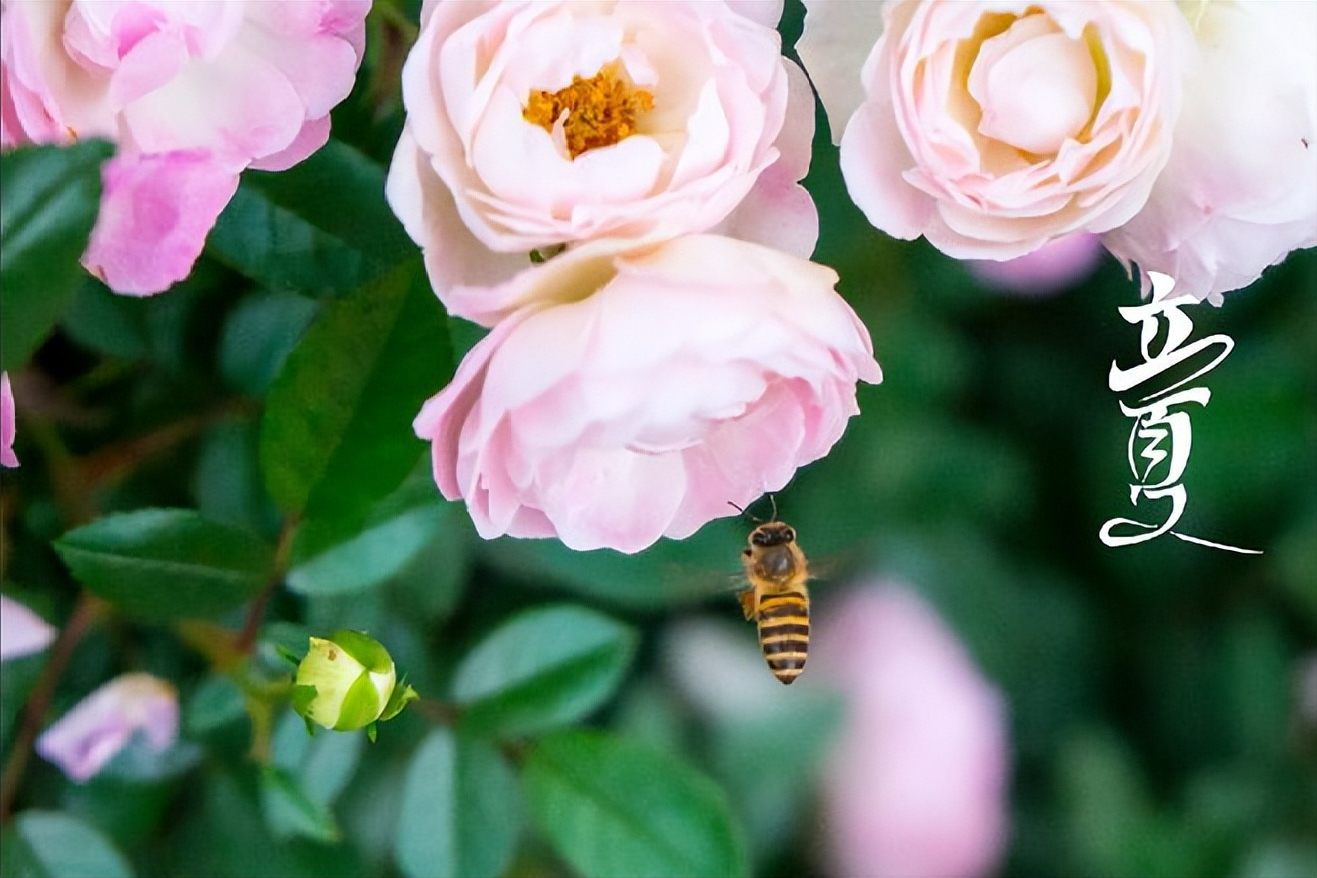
xmin=83 ymin=150 xmax=240 ymax=296
xmin=0 ymin=595 xmax=54 ymax=660
xmin=36 ymin=673 xmax=179 ymax=782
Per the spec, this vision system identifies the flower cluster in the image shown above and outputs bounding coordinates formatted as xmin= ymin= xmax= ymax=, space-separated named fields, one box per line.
xmin=388 ymin=0 xmax=883 ymax=553
xmin=0 ymin=0 xmax=369 ymax=295
xmin=797 ymin=0 xmax=1316 ymax=304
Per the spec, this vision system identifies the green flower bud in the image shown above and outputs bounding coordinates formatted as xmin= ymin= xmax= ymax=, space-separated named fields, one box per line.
xmin=293 ymin=630 xmax=411 ymax=732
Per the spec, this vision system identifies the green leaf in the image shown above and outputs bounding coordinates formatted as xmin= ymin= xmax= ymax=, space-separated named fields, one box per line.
xmin=207 ymin=138 xmax=415 ymax=296
xmin=523 ymin=730 xmax=747 ymax=878
xmin=286 ymin=468 xmax=446 ymax=597
xmin=451 ymin=605 xmax=638 ymax=739
xmin=0 ymin=140 xmax=112 ymax=371
xmin=395 ymin=728 xmax=521 ymax=878
xmin=53 ymin=509 xmax=275 ymax=621
xmin=270 ymin=709 xmax=364 ymax=807
xmin=260 ymin=765 xmax=340 ymax=844
xmin=218 ymin=289 xmax=320 ymax=397
xmin=259 ymin=260 xmax=451 ymax=530
xmin=0 ymin=811 xmax=134 ymax=878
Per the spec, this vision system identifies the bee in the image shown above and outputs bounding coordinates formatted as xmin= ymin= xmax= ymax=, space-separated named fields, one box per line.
xmin=732 ymin=501 xmax=810 ymax=685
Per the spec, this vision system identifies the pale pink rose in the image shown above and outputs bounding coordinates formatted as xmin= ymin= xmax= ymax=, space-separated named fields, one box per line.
xmin=0 ymin=0 xmax=368 ymax=295
xmin=386 ymin=0 xmax=817 ymax=313
xmin=0 ymin=595 xmax=56 ymax=660
xmin=413 ymin=235 xmax=882 ymax=554
xmin=798 ymin=0 xmax=1193 ymax=260
xmin=813 ymin=583 xmax=1010 ymax=878
xmin=36 ymin=672 xmax=179 ymax=782
xmin=1 ymin=371 xmax=16 ymax=467
xmin=968 ymin=232 xmax=1106 ymax=297
xmin=1102 ymin=1 xmax=1317 ymax=304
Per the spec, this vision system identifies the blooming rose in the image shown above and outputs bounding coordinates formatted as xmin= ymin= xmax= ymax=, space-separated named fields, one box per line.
xmin=386 ymin=0 xmax=818 ymax=313
xmin=36 ymin=672 xmax=179 ymax=782
xmin=413 ymin=235 xmax=882 ymax=554
xmin=0 ymin=595 xmax=55 ymax=660
xmin=0 ymin=0 xmax=369 ymax=295
xmin=1 ymin=371 xmax=16 ymax=467
xmin=1102 ymin=1 xmax=1317 ymax=303
xmin=797 ymin=0 xmax=1192 ymax=260
xmin=814 ymin=582 xmax=1010 ymax=878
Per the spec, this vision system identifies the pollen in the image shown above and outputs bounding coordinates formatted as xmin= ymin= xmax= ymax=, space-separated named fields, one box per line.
xmin=523 ymin=64 xmax=654 ymax=160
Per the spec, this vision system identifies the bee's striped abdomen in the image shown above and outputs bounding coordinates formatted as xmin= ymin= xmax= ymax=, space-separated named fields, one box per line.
xmin=756 ymin=591 xmax=810 ymax=685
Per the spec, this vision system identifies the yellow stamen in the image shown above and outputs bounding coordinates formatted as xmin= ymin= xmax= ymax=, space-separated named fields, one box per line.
xmin=523 ymin=64 xmax=654 ymax=160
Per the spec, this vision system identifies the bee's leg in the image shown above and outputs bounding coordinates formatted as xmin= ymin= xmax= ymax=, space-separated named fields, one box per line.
xmin=738 ymin=588 xmax=757 ymax=621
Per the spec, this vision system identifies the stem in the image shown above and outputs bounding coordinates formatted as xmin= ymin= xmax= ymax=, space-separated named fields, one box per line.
xmin=237 ymin=519 xmax=296 ymax=654
xmin=0 ymin=594 xmax=99 ymax=822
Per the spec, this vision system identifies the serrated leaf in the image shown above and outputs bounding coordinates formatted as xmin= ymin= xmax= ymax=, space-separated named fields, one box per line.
xmin=260 ymin=765 xmax=340 ymax=844
xmin=53 ymin=509 xmax=274 ymax=622
xmin=395 ymin=728 xmax=521 ymax=878
xmin=258 ymin=260 xmax=451 ymax=530
xmin=207 ymin=138 xmax=414 ymax=296
xmin=451 ymin=605 xmax=637 ymax=739
xmin=523 ymin=730 xmax=747 ymax=878
xmin=0 ymin=811 xmax=134 ymax=878
xmin=1 ymin=140 xmax=113 ymax=371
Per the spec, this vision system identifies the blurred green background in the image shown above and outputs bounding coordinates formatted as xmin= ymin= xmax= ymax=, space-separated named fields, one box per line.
xmin=2 ymin=2 xmax=1314 ymax=877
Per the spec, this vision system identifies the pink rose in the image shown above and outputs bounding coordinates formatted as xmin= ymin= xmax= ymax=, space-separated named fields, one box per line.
xmin=413 ymin=235 xmax=882 ymax=554
xmin=967 ymin=232 xmax=1106 ymax=297
xmin=1102 ymin=1 xmax=1317 ymax=303
xmin=814 ymin=583 xmax=1010 ymax=878
xmin=36 ymin=672 xmax=179 ymax=782
xmin=0 ymin=0 xmax=368 ymax=295
xmin=798 ymin=0 xmax=1192 ymax=260
xmin=1 ymin=371 xmax=16 ymax=467
xmin=386 ymin=0 xmax=818 ymax=313
xmin=0 ymin=595 xmax=55 ymax=660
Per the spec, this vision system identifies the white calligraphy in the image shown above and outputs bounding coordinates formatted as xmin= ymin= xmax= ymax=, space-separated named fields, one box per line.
xmin=1099 ymin=272 xmax=1261 ymax=553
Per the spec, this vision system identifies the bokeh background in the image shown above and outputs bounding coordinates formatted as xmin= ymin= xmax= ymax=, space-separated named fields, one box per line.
xmin=2 ymin=2 xmax=1314 ymax=877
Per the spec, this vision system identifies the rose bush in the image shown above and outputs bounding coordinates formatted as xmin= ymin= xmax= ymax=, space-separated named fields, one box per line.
xmin=413 ymin=235 xmax=882 ymax=554
xmin=386 ymin=0 xmax=817 ymax=312
xmin=0 ymin=0 xmax=369 ymax=295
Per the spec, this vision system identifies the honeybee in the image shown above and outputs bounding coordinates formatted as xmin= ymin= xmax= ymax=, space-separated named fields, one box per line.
xmin=732 ymin=502 xmax=810 ymax=685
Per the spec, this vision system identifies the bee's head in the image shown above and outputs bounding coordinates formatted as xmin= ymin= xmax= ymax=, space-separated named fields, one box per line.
xmin=749 ymin=521 xmax=796 ymax=548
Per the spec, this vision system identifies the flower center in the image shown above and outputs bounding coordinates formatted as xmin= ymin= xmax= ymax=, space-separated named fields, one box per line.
xmin=523 ymin=64 xmax=654 ymax=160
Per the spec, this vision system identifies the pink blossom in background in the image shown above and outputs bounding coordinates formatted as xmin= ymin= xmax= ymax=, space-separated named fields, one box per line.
xmin=36 ymin=672 xmax=179 ymax=782
xmin=798 ymin=1 xmax=1191 ymax=261
xmin=1 ymin=371 xmax=16 ymax=467
xmin=0 ymin=0 xmax=369 ymax=295
xmin=386 ymin=0 xmax=818 ymax=308
xmin=813 ymin=583 xmax=1010 ymax=878
xmin=1101 ymin=1 xmax=1317 ymax=303
xmin=968 ymin=233 xmax=1106 ymax=297
xmin=0 ymin=595 xmax=56 ymax=660
xmin=413 ymin=235 xmax=882 ymax=554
